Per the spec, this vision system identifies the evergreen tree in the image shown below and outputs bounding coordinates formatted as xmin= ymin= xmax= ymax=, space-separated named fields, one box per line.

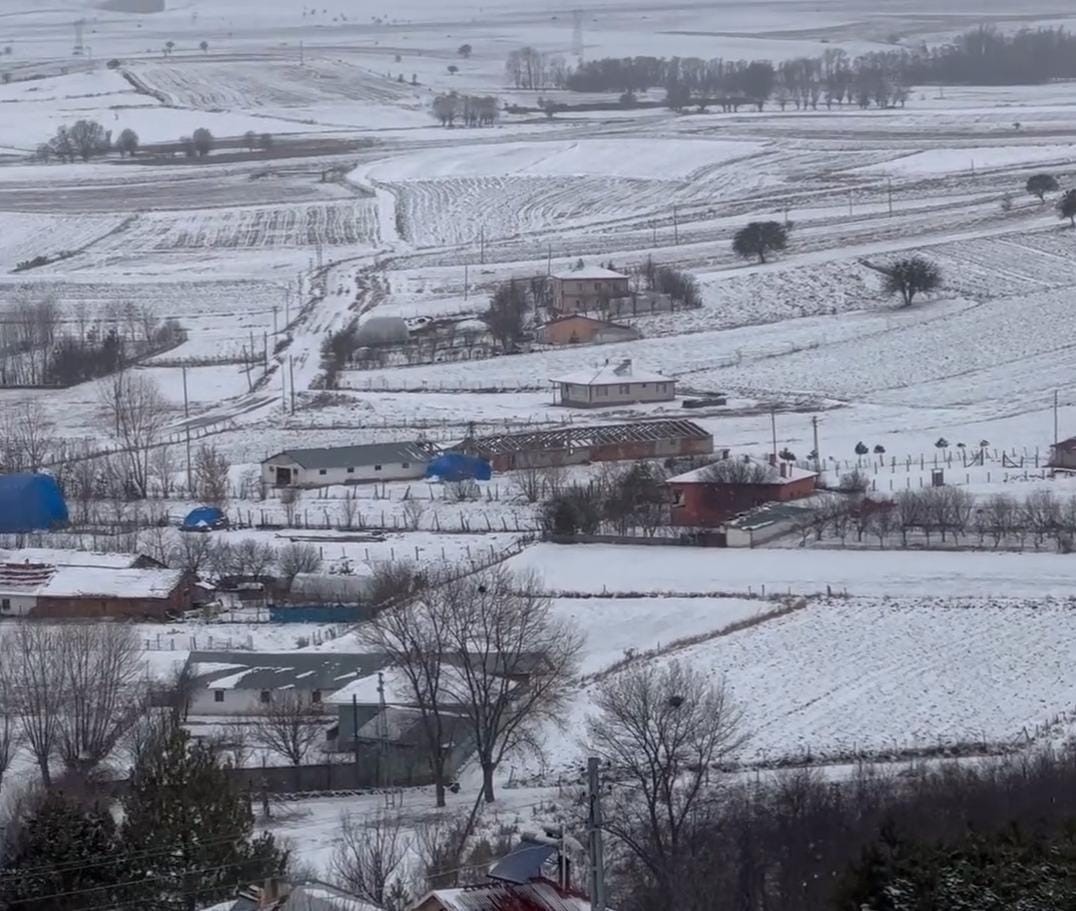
xmin=0 ymin=790 xmax=122 ymax=911
xmin=121 ymin=720 xmax=285 ymax=911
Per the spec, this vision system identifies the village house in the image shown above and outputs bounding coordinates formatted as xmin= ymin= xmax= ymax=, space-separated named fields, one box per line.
xmin=261 ymin=440 xmax=437 ymax=488
xmin=0 ymin=547 xmax=164 ymax=569
xmin=668 ymin=456 xmax=818 ymax=527
xmin=537 ymin=314 xmax=640 ymax=347
xmin=0 ymin=561 xmax=191 ymax=619
xmin=550 ymin=265 xmax=630 ymax=315
xmin=183 ymin=651 xmax=392 ymax=716
xmin=454 ymin=419 xmax=713 ymax=471
xmin=1050 ymin=436 xmax=1076 ymax=470
xmin=551 ymin=359 xmax=675 ymax=408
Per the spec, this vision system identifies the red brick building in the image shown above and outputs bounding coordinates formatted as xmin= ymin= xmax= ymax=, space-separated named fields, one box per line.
xmin=668 ymin=457 xmax=818 ymax=527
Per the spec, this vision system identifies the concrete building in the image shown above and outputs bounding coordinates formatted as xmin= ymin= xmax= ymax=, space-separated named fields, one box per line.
xmin=668 ymin=456 xmax=818 ymax=527
xmin=722 ymin=502 xmax=814 ymax=548
xmin=184 ymin=651 xmax=391 ymax=716
xmin=551 ymin=266 xmax=630 ymax=315
xmin=262 ymin=441 xmax=436 ymax=488
xmin=536 ymin=315 xmax=640 ymax=346
xmin=1050 ymin=437 xmax=1076 ymax=470
xmin=606 ymin=290 xmax=675 ymax=318
xmin=0 ymin=547 xmax=163 ymax=569
xmin=454 ymin=419 xmax=713 ymax=471
xmin=551 ymin=359 xmax=675 ymax=408
xmin=0 ymin=562 xmax=191 ymax=619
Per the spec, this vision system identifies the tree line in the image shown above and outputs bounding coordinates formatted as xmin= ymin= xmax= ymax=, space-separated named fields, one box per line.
xmin=513 ymin=25 xmax=1076 ymax=113
xmin=431 ymin=92 xmax=498 ymax=127
xmin=35 ymin=120 xmax=223 ymax=162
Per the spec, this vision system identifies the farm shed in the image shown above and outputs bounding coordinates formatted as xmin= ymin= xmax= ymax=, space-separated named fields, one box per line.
xmin=0 ymin=547 xmax=163 ymax=569
xmin=607 ymin=290 xmax=675 ymax=318
xmin=551 ymin=265 xmax=630 ymax=315
xmin=1050 ymin=436 xmax=1076 ymax=470
xmin=262 ymin=440 xmax=436 ymax=488
xmin=0 ymin=474 xmax=68 ymax=534
xmin=453 ymin=419 xmax=713 ymax=471
xmin=669 ymin=457 xmax=818 ymax=528
xmin=413 ymin=877 xmax=598 ymax=911
xmin=0 ymin=563 xmax=191 ymax=619
xmin=184 ymin=651 xmax=391 ymax=716
xmin=537 ymin=314 xmax=641 ymax=346
xmin=355 ymin=316 xmax=409 ymax=346
xmin=551 ymin=359 xmax=676 ymax=408
xmin=722 ymin=502 xmax=814 ymax=548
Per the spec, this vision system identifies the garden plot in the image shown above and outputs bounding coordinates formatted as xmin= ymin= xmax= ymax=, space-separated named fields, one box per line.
xmin=83 ymin=201 xmax=381 ymax=260
xmin=0 ymin=212 xmax=130 ymax=272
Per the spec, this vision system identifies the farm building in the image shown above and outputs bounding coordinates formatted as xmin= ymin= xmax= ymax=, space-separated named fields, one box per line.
xmin=551 ymin=265 xmax=630 ymax=315
xmin=722 ymin=502 xmax=814 ymax=548
xmin=413 ymin=877 xmax=597 ymax=911
xmin=184 ymin=651 xmax=391 ymax=716
xmin=537 ymin=315 xmax=640 ymax=346
xmin=262 ymin=440 xmax=437 ymax=488
xmin=0 ymin=562 xmax=191 ymax=619
xmin=668 ymin=456 xmax=818 ymax=528
xmin=1050 ymin=437 xmax=1076 ymax=470
xmin=606 ymin=290 xmax=675 ymax=318
xmin=551 ymin=359 xmax=675 ymax=408
xmin=0 ymin=547 xmax=163 ymax=569
xmin=453 ymin=419 xmax=713 ymax=470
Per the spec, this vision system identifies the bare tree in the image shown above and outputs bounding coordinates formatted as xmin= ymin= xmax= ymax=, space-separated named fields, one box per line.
xmin=251 ymin=691 xmax=326 ymax=786
xmin=194 ymin=443 xmax=231 ymax=505
xmin=98 ymin=370 xmax=169 ymax=499
xmin=401 ymin=498 xmax=425 ymax=531
xmin=588 ymin=660 xmax=746 ymax=906
xmin=0 ymin=624 xmax=64 ymax=786
xmin=277 ymin=542 xmax=322 ymax=590
xmin=0 ymin=661 xmax=23 ymax=793
xmin=53 ymin=623 xmax=146 ymax=775
xmin=513 ymin=465 xmax=547 ymax=503
xmin=3 ymin=402 xmax=55 ymax=471
xmin=703 ymin=457 xmax=778 ymax=484
xmin=896 ymin=489 xmax=924 ymax=546
xmin=150 ymin=442 xmax=179 ymax=498
xmin=170 ymin=531 xmax=218 ymax=575
xmin=360 ymin=586 xmax=457 ymax=807
xmin=331 ymin=811 xmax=409 ymax=907
xmin=227 ymin=539 xmax=276 ymax=579
xmin=440 ymin=567 xmax=582 ymax=803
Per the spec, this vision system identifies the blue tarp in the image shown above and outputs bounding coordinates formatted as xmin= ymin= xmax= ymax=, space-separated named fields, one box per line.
xmin=0 ymin=474 xmax=68 ymax=534
xmin=425 ymin=453 xmax=492 ymax=482
xmin=181 ymin=505 xmax=226 ymax=531
xmin=269 ymin=605 xmax=367 ymax=624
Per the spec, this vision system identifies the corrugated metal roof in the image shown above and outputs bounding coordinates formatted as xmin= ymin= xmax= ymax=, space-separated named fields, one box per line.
xmin=265 ymin=441 xmax=434 ymax=470
xmin=187 ymin=651 xmax=391 ymax=692
xmin=423 ymin=878 xmax=597 ymax=911
xmin=459 ymin=419 xmax=710 ymax=457
xmin=551 ymin=359 xmax=671 ymax=387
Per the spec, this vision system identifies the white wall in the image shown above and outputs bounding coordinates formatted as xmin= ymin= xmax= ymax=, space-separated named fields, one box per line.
xmin=561 ymin=382 xmax=675 ymax=407
xmin=262 ymin=459 xmax=428 ymax=489
xmin=189 ymin=686 xmax=324 ymax=716
xmin=0 ymin=593 xmax=37 ymax=617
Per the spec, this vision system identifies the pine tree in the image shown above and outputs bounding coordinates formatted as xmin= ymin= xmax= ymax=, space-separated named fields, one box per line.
xmin=121 ymin=720 xmax=285 ymax=911
xmin=0 ymin=790 xmax=122 ymax=911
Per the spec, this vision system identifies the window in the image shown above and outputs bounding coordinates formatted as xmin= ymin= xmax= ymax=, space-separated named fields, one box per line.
xmin=374 ymin=464 xmax=382 ymax=472
xmin=213 ymin=690 xmax=224 ymax=703
xmin=319 ymin=469 xmax=327 ymax=475
xmin=402 ymin=462 xmax=410 ymax=469
xmin=347 ymin=467 xmax=354 ymax=474
xmin=596 ymin=386 xmax=608 ymax=396
xmin=619 ymin=384 xmax=631 ymax=394
xmin=260 ymin=690 xmax=271 ymax=704
xmin=312 ymin=690 xmax=322 ymax=704
xmin=0 ymin=598 xmax=9 ymax=611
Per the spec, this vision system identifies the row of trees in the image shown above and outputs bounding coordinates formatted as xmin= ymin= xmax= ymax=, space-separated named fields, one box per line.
xmin=36 ymin=120 xmax=137 ymax=163
xmin=535 ymin=26 xmax=1076 ymax=111
xmin=1024 ymin=173 xmax=1076 ymax=226
xmin=799 ymin=486 xmax=1076 ymax=550
xmin=0 ymin=294 xmax=184 ymax=387
xmin=431 ymin=92 xmax=498 ymax=127
xmin=540 ymin=462 xmax=669 ymax=537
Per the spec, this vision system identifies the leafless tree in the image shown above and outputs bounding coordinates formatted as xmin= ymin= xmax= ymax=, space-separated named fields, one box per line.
xmin=331 ymin=811 xmax=409 ymax=907
xmin=401 ymin=498 xmax=425 ymax=531
xmin=896 ymin=489 xmax=924 ymax=546
xmin=53 ymin=623 xmax=146 ymax=775
xmin=216 ymin=721 xmax=253 ymax=769
xmin=703 ymin=457 xmax=778 ymax=484
xmin=440 ymin=567 xmax=582 ymax=803
xmin=868 ymin=506 xmax=897 ymax=548
xmin=194 ymin=443 xmax=231 ymax=505
xmin=169 ymin=531 xmax=218 ymax=575
xmin=227 ymin=538 xmax=276 ymax=579
xmin=1023 ymin=488 xmax=1060 ymax=550
xmin=0 ymin=624 xmax=64 ymax=786
xmin=277 ymin=542 xmax=322 ymax=589
xmin=150 ymin=442 xmax=179 ymax=498
xmin=588 ymin=660 xmax=746 ymax=907
xmin=280 ymin=487 xmax=300 ymax=525
xmin=3 ymin=402 xmax=55 ymax=471
xmin=338 ymin=495 xmax=359 ymax=530
xmin=513 ymin=465 xmax=546 ymax=503
xmin=0 ymin=661 xmax=23 ymax=793
xmin=359 ymin=586 xmax=458 ymax=807
xmin=251 ymin=691 xmax=326 ymax=786
xmin=98 ymin=370 xmax=169 ymax=498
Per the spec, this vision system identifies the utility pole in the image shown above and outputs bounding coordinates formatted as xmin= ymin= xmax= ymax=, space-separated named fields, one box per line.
xmin=185 ymin=426 xmax=193 ymax=493
xmin=770 ymin=407 xmax=778 ymax=462
xmin=181 ymin=364 xmax=190 ymax=419
xmin=377 ymin=671 xmax=389 ymax=801
xmin=299 ymin=40 xmax=305 ymax=66
xmin=464 ymin=262 xmax=469 ymax=301
xmin=547 ymin=242 xmax=552 ymax=276
xmin=288 ymin=356 xmax=296 ymax=414
xmin=479 ymin=225 xmax=486 ymax=264
xmin=272 ymin=303 xmax=279 ymax=335
xmin=887 ymin=177 xmax=893 ymax=217
xmin=1054 ymin=389 xmax=1059 ymax=448
xmin=587 ymin=757 xmax=606 ymax=911
xmin=812 ymin=414 xmax=821 ymax=474
xmin=351 ymin=694 xmax=359 ymax=773
xmin=672 ymin=205 xmax=679 ymax=245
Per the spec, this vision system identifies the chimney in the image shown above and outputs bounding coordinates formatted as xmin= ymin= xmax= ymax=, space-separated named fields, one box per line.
xmin=768 ymin=453 xmax=777 ymax=466
xmin=780 ymin=462 xmax=788 ymax=479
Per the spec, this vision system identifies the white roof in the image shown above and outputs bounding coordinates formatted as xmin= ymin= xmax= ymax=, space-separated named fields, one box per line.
xmin=552 ymin=360 xmax=672 ymax=387
xmin=0 ymin=548 xmax=147 ymax=569
xmin=0 ymin=565 xmax=184 ymax=599
xmin=421 ymin=879 xmax=597 ymax=911
xmin=326 ymin=663 xmax=474 ymax=706
xmin=552 ymin=265 xmax=627 ymax=281
xmin=669 ymin=458 xmax=818 ymax=485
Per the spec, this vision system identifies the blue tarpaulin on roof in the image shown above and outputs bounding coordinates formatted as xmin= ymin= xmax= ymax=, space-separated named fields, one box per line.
xmin=0 ymin=474 xmax=69 ymax=534
xmin=181 ymin=506 xmax=226 ymax=531
xmin=425 ymin=453 xmax=492 ymax=482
